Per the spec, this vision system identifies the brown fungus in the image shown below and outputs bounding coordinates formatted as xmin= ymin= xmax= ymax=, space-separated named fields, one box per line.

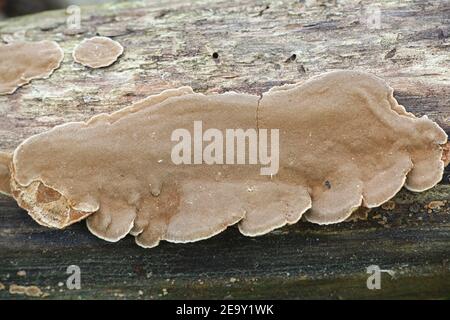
xmin=72 ymin=36 xmax=123 ymax=68
xmin=0 ymin=40 xmax=64 ymax=95
xmin=3 ymin=71 xmax=448 ymax=248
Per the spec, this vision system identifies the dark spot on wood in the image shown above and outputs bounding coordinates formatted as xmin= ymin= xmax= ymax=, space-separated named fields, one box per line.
xmin=385 ymin=48 xmax=396 ymax=59
xmin=69 ymin=209 xmax=91 ymax=222
xmin=212 ymin=52 xmax=219 ymax=59
xmin=324 ymin=180 xmax=331 ymax=189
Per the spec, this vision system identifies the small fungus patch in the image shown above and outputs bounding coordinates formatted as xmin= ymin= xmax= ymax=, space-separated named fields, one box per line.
xmin=0 ymin=40 xmax=64 ymax=95
xmin=73 ymin=36 xmax=123 ymax=68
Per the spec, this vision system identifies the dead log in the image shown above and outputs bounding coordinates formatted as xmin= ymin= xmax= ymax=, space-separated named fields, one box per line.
xmin=0 ymin=0 xmax=449 ymax=299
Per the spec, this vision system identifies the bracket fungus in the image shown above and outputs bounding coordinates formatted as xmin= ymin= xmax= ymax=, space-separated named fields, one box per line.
xmin=0 ymin=40 xmax=64 ymax=95
xmin=72 ymin=36 xmax=124 ymax=68
xmin=0 ymin=71 xmax=447 ymax=248
xmin=0 ymin=152 xmax=11 ymax=196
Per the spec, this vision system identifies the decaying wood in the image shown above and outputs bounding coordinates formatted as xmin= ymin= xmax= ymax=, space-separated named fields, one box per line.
xmin=0 ymin=0 xmax=449 ymax=299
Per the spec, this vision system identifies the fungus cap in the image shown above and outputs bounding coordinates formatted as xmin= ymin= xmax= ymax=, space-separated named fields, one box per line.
xmin=0 ymin=152 xmax=11 ymax=196
xmin=72 ymin=36 xmax=123 ymax=68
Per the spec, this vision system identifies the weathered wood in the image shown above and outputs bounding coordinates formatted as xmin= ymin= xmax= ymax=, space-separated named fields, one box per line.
xmin=0 ymin=0 xmax=449 ymax=299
